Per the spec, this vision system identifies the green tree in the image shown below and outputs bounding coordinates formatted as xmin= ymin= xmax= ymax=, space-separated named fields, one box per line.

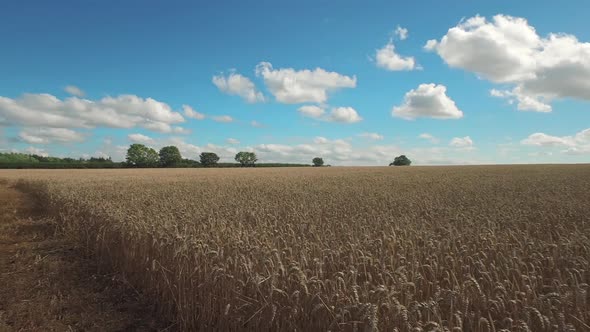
xmin=199 ymin=152 xmax=220 ymax=167
xmin=0 ymin=153 xmax=39 ymax=163
xmin=312 ymin=157 xmax=324 ymax=167
xmin=235 ymin=151 xmax=257 ymax=167
xmin=126 ymin=144 xmax=159 ymax=167
xmin=390 ymin=155 xmax=411 ymax=166
xmin=159 ymin=146 xmax=182 ymax=167
xmin=88 ymin=156 xmax=113 ymax=163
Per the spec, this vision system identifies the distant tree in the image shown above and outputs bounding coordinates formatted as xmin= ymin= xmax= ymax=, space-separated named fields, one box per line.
xmin=126 ymin=144 xmax=159 ymax=167
xmin=390 ymin=155 xmax=412 ymax=166
xmin=0 ymin=152 xmax=39 ymax=163
xmin=235 ymin=151 xmax=257 ymax=167
xmin=31 ymin=154 xmax=49 ymax=162
xmin=199 ymin=152 xmax=220 ymax=167
xmin=177 ymin=158 xmax=200 ymax=167
xmin=89 ymin=156 xmax=113 ymax=163
xmin=312 ymin=157 xmax=324 ymax=167
xmin=159 ymin=146 xmax=182 ymax=167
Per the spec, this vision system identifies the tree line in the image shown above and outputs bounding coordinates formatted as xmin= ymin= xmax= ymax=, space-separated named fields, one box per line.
xmin=125 ymin=144 xmax=262 ymax=167
xmin=0 ymin=143 xmax=411 ymax=168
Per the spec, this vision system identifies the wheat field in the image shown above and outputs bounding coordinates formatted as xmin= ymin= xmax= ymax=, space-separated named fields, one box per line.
xmin=2 ymin=165 xmax=589 ymax=331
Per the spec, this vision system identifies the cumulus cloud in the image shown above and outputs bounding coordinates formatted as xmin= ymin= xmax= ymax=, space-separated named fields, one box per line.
xmin=211 ymin=115 xmax=234 ymax=123
xmin=256 ymin=137 xmax=353 ymax=161
xmin=173 ymin=126 xmax=191 ymax=134
xmin=255 ymin=62 xmax=356 ymax=104
xmin=418 ymin=133 xmax=440 ymax=144
xmin=0 ymin=93 xmax=186 ymax=133
xmin=250 ymin=120 xmax=264 ymax=128
xmin=425 ymin=15 xmax=538 ymax=82
xmin=212 ymin=72 xmax=265 ymax=103
xmin=128 ymin=133 xmax=155 ymax=144
xmin=65 ymin=85 xmax=85 ymax=97
xmin=327 ymin=107 xmax=362 ymax=123
xmin=298 ymin=105 xmax=325 ymax=119
xmin=521 ymin=128 xmax=590 ymax=154
xmin=183 ymin=105 xmax=206 ymax=120
xmin=392 ymin=83 xmax=463 ymax=120
xmin=18 ymin=128 xmax=85 ymax=144
xmin=424 ymin=39 xmax=438 ymax=51
xmin=427 ymin=14 xmax=590 ymax=111
xmin=521 ymin=133 xmax=572 ymax=147
xmin=313 ymin=136 xmax=329 ymax=144
xmin=253 ymin=137 xmax=482 ymax=165
xmin=395 ymin=26 xmax=408 ymax=40
xmin=358 ymin=132 xmax=384 ymax=140
xmin=226 ymin=138 xmax=240 ymax=145
xmin=24 ymin=146 xmax=49 ymax=156
xmin=376 ymin=42 xmax=417 ymax=71
xmin=490 ymin=88 xmax=551 ymax=112
xmin=450 ymin=136 xmax=474 ymax=150
xmin=297 ymin=105 xmax=362 ymax=123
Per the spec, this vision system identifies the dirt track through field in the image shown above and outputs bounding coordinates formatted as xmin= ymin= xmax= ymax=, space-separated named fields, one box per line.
xmin=0 ymin=183 xmax=172 ymax=332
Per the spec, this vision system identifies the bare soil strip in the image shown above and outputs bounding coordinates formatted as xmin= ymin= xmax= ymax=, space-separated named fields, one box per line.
xmin=0 ymin=183 xmax=172 ymax=332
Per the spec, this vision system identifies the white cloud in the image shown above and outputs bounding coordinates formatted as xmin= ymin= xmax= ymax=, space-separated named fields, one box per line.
xmin=521 ymin=128 xmax=590 ymax=155
xmin=392 ymin=83 xmax=463 ymax=120
xmin=256 ymin=137 xmax=353 ymax=162
xmin=376 ymin=42 xmax=417 ymax=71
xmin=90 ymin=139 xmax=127 ymax=161
xmin=450 ymin=136 xmax=474 ymax=150
xmin=226 ymin=138 xmax=240 ymax=145
xmin=418 ymin=133 xmax=440 ymax=144
xmin=253 ymin=137 xmax=483 ymax=165
xmin=521 ymin=129 xmax=588 ymax=147
xmin=250 ymin=120 xmax=264 ymax=128
xmin=212 ymin=72 xmax=265 ymax=103
xmin=7 ymin=131 xmax=486 ymax=165
xmin=172 ymin=126 xmax=190 ymax=134
xmin=427 ymin=14 xmax=590 ymax=111
xmin=183 ymin=105 xmax=206 ymax=120
xmin=521 ymin=133 xmax=572 ymax=147
xmin=490 ymin=87 xmax=552 ymax=112
xmin=128 ymin=133 xmax=154 ymax=145
xmin=358 ymin=132 xmax=384 ymax=140
xmin=395 ymin=26 xmax=408 ymax=40
xmin=211 ymin=115 xmax=234 ymax=123
xmin=0 ymin=93 xmax=185 ymax=133
xmin=24 ymin=146 xmax=49 ymax=157
xmin=298 ymin=105 xmax=325 ymax=118
xmin=298 ymin=105 xmax=362 ymax=123
xmin=327 ymin=107 xmax=362 ymax=123
xmin=65 ymin=85 xmax=85 ymax=97
xmin=255 ymin=62 xmax=356 ymax=104
xmin=563 ymin=146 xmax=590 ymax=155
xmin=424 ymin=39 xmax=438 ymax=51
xmin=313 ymin=136 xmax=329 ymax=144
xmin=426 ymin=15 xmax=539 ymax=83
xmin=19 ymin=128 xmax=85 ymax=144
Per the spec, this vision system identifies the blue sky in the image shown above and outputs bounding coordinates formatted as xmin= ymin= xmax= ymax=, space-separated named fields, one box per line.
xmin=1 ymin=0 xmax=589 ymax=165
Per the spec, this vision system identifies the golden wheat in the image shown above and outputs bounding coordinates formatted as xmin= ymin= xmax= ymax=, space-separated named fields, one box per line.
xmin=1 ymin=165 xmax=589 ymax=331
